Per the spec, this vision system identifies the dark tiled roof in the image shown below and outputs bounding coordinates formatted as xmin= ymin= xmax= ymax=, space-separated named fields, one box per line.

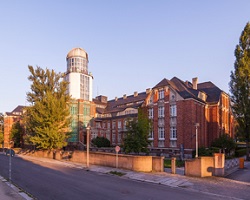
xmin=96 ymin=77 xmax=223 ymax=116
xmin=96 ymin=92 xmax=147 ymax=114
xmin=166 ymin=77 xmax=222 ymax=104
xmin=96 ymin=107 xmax=106 ymax=114
xmin=106 ymin=92 xmax=147 ymax=111
xmin=153 ymin=78 xmax=172 ymax=89
xmin=11 ymin=105 xmax=25 ymax=113
xmin=198 ymin=82 xmax=222 ymax=103
xmin=170 ymin=77 xmax=202 ymax=101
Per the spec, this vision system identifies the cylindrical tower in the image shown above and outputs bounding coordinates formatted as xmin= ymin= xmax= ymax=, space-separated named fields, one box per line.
xmin=66 ymin=47 xmax=93 ymax=101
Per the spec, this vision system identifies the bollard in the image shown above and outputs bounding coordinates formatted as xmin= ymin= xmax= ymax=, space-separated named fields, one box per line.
xmin=171 ymin=157 xmax=176 ymax=174
xmin=239 ymin=158 xmax=244 ymax=169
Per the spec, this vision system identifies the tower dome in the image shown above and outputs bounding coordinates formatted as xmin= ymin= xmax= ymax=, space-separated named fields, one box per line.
xmin=65 ymin=47 xmax=93 ymax=102
xmin=66 ymin=47 xmax=88 ymax=60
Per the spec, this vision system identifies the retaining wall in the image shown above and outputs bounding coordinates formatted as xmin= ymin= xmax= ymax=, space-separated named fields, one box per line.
xmin=17 ymin=149 xmax=164 ymax=172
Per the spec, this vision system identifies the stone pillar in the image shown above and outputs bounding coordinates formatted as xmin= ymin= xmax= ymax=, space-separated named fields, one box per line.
xmin=213 ymin=153 xmax=225 ymax=176
xmin=171 ymin=157 xmax=176 ymax=174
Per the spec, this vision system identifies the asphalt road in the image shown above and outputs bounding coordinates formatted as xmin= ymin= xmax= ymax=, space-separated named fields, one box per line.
xmin=0 ymin=154 xmax=229 ymax=200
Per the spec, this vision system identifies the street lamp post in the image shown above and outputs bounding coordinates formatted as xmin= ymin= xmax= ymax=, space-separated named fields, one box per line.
xmin=195 ymin=123 xmax=200 ymax=158
xmin=86 ymin=124 xmax=90 ymax=168
xmin=9 ymin=141 xmax=14 ymax=186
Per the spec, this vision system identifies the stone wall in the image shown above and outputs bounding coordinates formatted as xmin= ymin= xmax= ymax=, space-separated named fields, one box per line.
xmin=185 ymin=153 xmax=225 ymax=177
xmin=17 ymin=149 xmax=164 ymax=173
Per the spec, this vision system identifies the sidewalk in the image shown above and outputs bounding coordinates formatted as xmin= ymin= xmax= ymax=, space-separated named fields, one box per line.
xmin=2 ymin=154 xmax=250 ymax=200
xmin=0 ymin=175 xmax=32 ymax=200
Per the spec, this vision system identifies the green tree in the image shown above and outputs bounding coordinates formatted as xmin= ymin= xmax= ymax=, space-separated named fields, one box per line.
xmin=10 ymin=121 xmax=23 ymax=148
xmin=230 ymin=22 xmax=250 ymax=160
xmin=211 ymin=134 xmax=236 ymax=156
xmin=0 ymin=113 xmax=4 ymax=147
xmin=123 ymin=108 xmax=152 ymax=154
xmin=25 ymin=66 xmax=71 ymax=150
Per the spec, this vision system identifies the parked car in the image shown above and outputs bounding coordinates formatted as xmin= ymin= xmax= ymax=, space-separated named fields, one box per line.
xmin=6 ymin=149 xmax=15 ymax=157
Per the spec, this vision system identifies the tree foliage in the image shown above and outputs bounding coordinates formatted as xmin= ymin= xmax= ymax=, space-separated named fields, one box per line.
xmin=10 ymin=121 xmax=24 ymax=148
xmin=211 ymin=134 xmax=236 ymax=155
xmin=25 ymin=66 xmax=71 ymax=150
xmin=91 ymin=136 xmax=110 ymax=148
xmin=123 ymin=108 xmax=152 ymax=154
xmin=230 ymin=22 xmax=250 ymax=160
xmin=0 ymin=113 xmax=3 ymax=145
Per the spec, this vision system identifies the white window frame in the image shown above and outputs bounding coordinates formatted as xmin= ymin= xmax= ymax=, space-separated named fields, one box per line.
xmin=158 ymin=127 xmax=165 ymax=140
xmin=170 ymin=105 xmax=177 ymax=117
xmin=158 ymin=106 xmax=165 ymax=118
xmin=148 ymin=108 xmax=153 ymax=119
xmin=148 ymin=130 xmax=154 ymax=139
xmin=170 ymin=127 xmax=177 ymax=140
xmin=112 ymin=121 xmax=116 ymax=129
xmin=118 ymin=120 xmax=122 ymax=129
xmin=159 ymin=89 xmax=164 ymax=99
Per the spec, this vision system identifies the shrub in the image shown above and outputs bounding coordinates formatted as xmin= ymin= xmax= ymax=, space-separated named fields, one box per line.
xmin=164 ymin=159 xmax=185 ymax=168
xmin=235 ymin=148 xmax=247 ymax=157
xmin=91 ymin=136 xmax=110 ymax=148
xmin=192 ymin=147 xmax=220 ymax=158
xmin=211 ymin=134 xmax=236 ymax=155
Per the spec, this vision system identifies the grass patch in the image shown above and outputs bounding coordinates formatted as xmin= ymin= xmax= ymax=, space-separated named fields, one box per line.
xmin=164 ymin=159 xmax=185 ymax=168
xmin=109 ymin=171 xmax=126 ymax=176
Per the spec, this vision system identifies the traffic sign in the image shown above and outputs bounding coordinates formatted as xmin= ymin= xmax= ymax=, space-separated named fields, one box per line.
xmin=115 ymin=146 xmax=120 ymax=152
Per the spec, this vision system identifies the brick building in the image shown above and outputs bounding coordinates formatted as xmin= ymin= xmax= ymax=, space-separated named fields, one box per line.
xmin=3 ymin=105 xmax=25 ymax=148
xmin=3 ymin=48 xmax=235 ymax=157
xmin=64 ymin=47 xmax=234 ymax=156
xmin=89 ymin=77 xmax=234 ymax=157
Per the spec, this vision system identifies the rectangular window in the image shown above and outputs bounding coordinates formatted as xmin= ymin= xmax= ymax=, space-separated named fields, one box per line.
xmin=149 ymin=95 xmax=153 ymax=104
xmin=170 ymin=105 xmax=177 ymax=117
xmin=148 ymin=108 xmax=153 ymax=119
xmin=112 ymin=121 xmax=116 ymax=129
xmin=107 ymin=122 xmax=110 ymax=129
xmin=170 ymin=127 xmax=177 ymax=139
xmin=70 ymin=106 xmax=77 ymax=115
xmin=158 ymin=106 xmax=164 ymax=118
xmin=96 ymin=122 xmax=101 ymax=128
xmin=149 ymin=130 xmax=153 ymax=139
xmin=159 ymin=90 xmax=164 ymax=99
xmin=123 ymin=120 xmax=127 ymax=131
xmin=158 ymin=127 xmax=165 ymax=139
xmin=103 ymin=122 xmax=106 ymax=128
xmin=118 ymin=133 xmax=121 ymax=143
xmin=112 ymin=134 xmax=116 ymax=143
xmin=118 ymin=121 xmax=122 ymax=129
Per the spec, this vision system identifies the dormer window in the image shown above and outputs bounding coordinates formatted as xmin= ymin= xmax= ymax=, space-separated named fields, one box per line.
xmin=149 ymin=95 xmax=153 ymax=104
xmin=159 ymin=89 xmax=164 ymax=99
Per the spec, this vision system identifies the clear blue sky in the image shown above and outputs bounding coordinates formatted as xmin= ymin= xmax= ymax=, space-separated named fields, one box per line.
xmin=0 ymin=1 xmax=249 ymax=113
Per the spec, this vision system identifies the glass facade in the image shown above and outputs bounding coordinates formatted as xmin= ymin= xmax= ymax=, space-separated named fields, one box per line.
xmin=80 ymin=74 xmax=90 ymax=100
xmin=67 ymin=57 xmax=88 ymax=74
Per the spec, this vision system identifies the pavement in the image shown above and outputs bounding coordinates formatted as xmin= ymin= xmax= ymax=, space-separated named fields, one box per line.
xmin=1 ymin=154 xmax=250 ymax=200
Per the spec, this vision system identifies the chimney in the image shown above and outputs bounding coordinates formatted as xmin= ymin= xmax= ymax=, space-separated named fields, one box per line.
xmin=134 ymin=91 xmax=138 ymax=97
xmin=123 ymin=94 xmax=127 ymax=99
xmin=192 ymin=77 xmax=198 ymax=90
xmin=115 ymin=97 xmax=118 ymax=101
xmin=146 ymin=88 xmax=151 ymax=94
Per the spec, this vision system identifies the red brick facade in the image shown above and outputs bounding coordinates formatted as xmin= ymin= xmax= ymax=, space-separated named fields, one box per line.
xmin=91 ymin=77 xmax=234 ymax=154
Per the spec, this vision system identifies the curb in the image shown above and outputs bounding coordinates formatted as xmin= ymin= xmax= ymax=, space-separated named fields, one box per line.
xmin=0 ymin=175 xmax=34 ymax=200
